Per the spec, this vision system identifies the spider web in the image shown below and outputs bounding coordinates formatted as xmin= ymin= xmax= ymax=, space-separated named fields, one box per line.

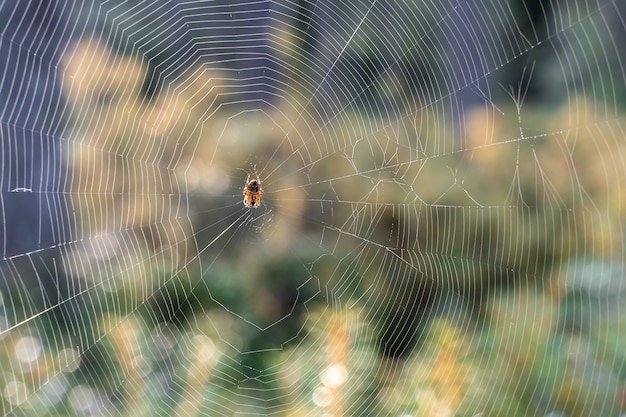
xmin=1 ymin=0 xmax=625 ymax=416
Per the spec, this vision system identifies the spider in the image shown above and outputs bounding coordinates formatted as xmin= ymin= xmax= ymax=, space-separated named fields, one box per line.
xmin=242 ymin=174 xmax=263 ymax=208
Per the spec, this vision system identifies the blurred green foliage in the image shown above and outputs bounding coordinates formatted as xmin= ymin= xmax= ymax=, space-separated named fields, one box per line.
xmin=2 ymin=1 xmax=626 ymax=416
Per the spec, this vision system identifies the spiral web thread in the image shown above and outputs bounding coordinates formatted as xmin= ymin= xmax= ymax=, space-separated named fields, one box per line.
xmin=0 ymin=1 xmax=624 ymax=416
